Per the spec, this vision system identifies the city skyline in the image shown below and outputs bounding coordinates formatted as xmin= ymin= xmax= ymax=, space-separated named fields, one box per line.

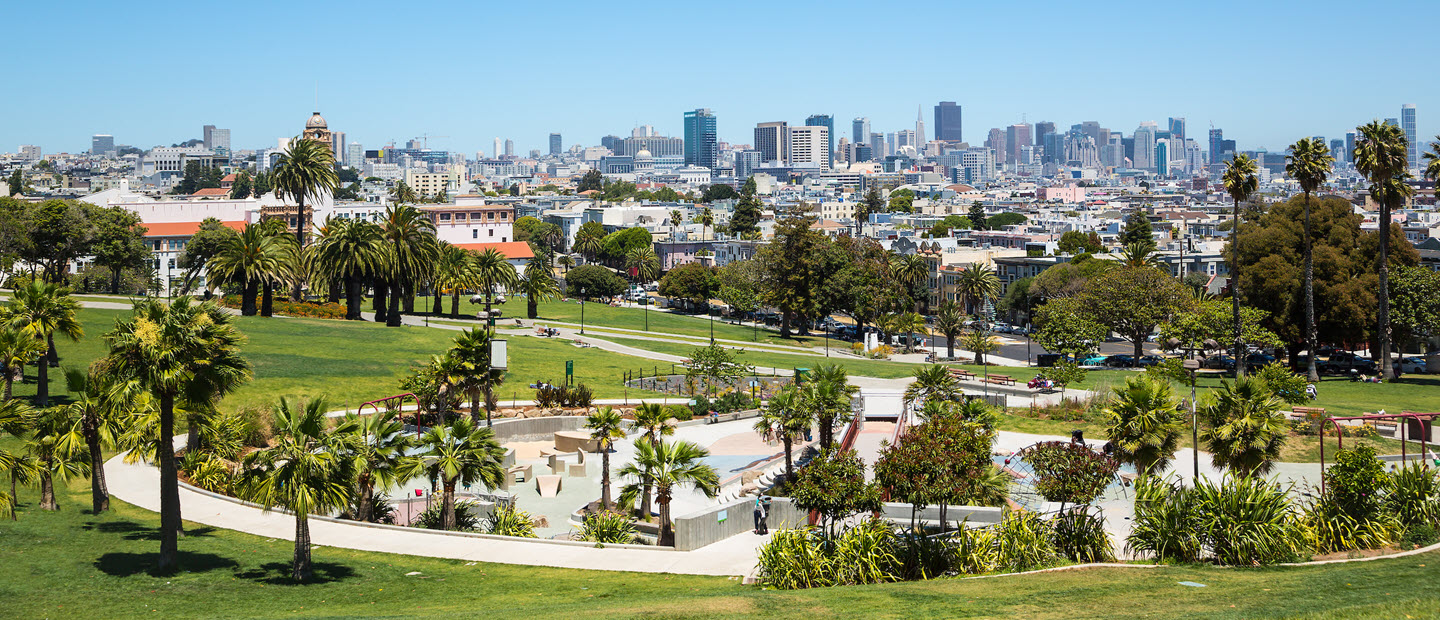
xmin=6 ymin=0 xmax=1439 ymax=155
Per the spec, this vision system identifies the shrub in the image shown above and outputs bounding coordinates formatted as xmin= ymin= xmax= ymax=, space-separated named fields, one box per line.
xmin=665 ymin=404 xmax=694 ymax=421
xmin=995 ymin=511 xmax=1059 ymax=571
xmin=1022 ymin=441 xmax=1120 ymax=506
xmin=485 ymin=503 xmax=538 ymax=538
xmin=1386 ymin=462 xmax=1440 ymax=528
xmin=235 ymin=406 xmax=274 ymax=448
xmin=415 ymin=500 xmax=481 ymax=532
xmin=575 ymin=510 xmax=637 ymax=545
xmin=1401 ymin=523 xmax=1438 ymax=549
xmin=1191 ymin=475 xmax=1306 ymax=565
xmin=1126 ymin=475 xmax=1202 ymax=563
xmin=1326 ymin=446 xmax=1388 ymax=522
xmin=1051 ymin=507 xmax=1115 ymax=563
xmin=533 ymin=383 xmax=596 ymax=409
xmin=179 ymin=451 xmax=235 ymax=494
xmin=218 ymin=295 xmax=348 ymax=320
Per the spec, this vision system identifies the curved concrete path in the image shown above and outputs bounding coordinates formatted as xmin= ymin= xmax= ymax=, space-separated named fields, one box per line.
xmin=104 ymin=454 xmax=770 ymax=577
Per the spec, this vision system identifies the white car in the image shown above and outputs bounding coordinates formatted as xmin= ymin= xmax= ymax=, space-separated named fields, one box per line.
xmin=1398 ymin=357 xmax=1429 ymax=374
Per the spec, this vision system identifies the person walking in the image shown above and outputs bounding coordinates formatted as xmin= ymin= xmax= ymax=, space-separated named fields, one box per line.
xmin=753 ymin=495 xmax=770 ymax=535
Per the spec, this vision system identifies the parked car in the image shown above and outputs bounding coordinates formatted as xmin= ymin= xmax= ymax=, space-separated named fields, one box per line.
xmin=1318 ymin=356 xmax=1378 ymax=376
xmin=1398 ymin=357 xmax=1429 ymax=374
xmin=1245 ymin=353 xmax=1277 ymax=369
xmin=1202 ymin=355 xmax=1235 ymax=370
xmin=992 ymin=322 xmax=1013 ymax=334
xmin=1104 ymin=354 xmax=1137 ymax=368
xmin=1077 ymin=353 xmax=1108 ymax=366
xmin=1136 ymin=355 xmax=1165 ymax=368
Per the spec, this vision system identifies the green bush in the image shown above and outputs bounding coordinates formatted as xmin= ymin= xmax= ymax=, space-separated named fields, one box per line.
xmin=414 ymin=500 xmax=481 ymax=532
xmin=1127 ymin=475 xmax=1202 ymax=563
xmin=1386 ymin=462 xmax=1440 ymax=527
xmin=1129 ymin=474 xmax=1305 ymax=565
xmin=995 ymin=510 xmax=1059 ymax=571
xmin=1051 ymin=508 xmax=1115 ymax=563
xmin=1326 ymin=446 xmax=1388 ymax=522
xmin=1023 ymin=441 xmax=1120 ymax=505
xmin=1401 ymin=523 xmax=1438 ymax=549
xmin=485 ymin=503 xmax=538 ymax=538
xmin=665 ymin=404 xmax=694 ymax=420
xmin=575 ymin=510 xmax=637 ymax=545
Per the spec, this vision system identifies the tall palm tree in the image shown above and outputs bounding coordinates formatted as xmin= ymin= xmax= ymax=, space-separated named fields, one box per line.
xmin=208 ymin=224 xmax=288 ymax=317
xmin=104 ymin=297 xmax=250 ymax=572
xmin=1222 ymin=153 xmax=1260 ymax=378
xmin=1200 ymin=377 xmax=1286 ymax=478
xmin=806 ymin=364 xmax=857 ymax=450
xmin=378 ymin=203 xmax=439 ymax=327
xmin=754 ymin=386 xmax=808 ymax=484
xmin=573 ymin=230 xmax=602 ymax=262
xmin=1102 ymin=375 xmax=1185 ymax=475
xmin=1285 ymin=138 xmax=1335 ymax=383
xmin=1 ymin=281 xmax=82 ymax=407
xmin=585 ymin=406 xmax=626 ymax=508
xmin=516 ymin=257 xmax=561 ymax=320
xmin=934 ymin=301 xmax=965 ymax=360
xmin=25 ymin=404 xmax=90 ymax=511
xmin=341 ymin=409 xmax=418 ymax=523
xmin=890 ymin=253 xmax=929 ymax=315
xmin=630 ymin=402 xmax=674 ymax=520
xmin=668 ymin=209 xmax=684 ymax=236
xmin=1354 ymin=120 xmax=1413 ymax=380
xmin=61 ymin=366 xmax=129 ymax=513
xmin=0 ymin=327 xmax=45 ymax=401
xmin=618 ymin=439 xmax=719 ymax=546
xmin=309 ymin=217 xmax=386 ymax=320
xmin=419 ymin=417 xmax=507 ymax=531
xmin=434 ymin=244 xmax=475 ymax=318
xmin=556 ymin=254 xmax=575 ymax=274
xmin=471 ymin=248 xmax=517 ymax=318
xmin=390 ymin=180 xmax=418 ymax=205
xmin=271 ymin=136 xmax=338 ymax=250
xmin=961 ymin=326 xmax=999 ymax=366
xmin=450 ymin=328 xmax=504 ymax=427
xmin=255 ymin=218 xmax=300 ymax=316
xmin=0 ymin=399 xmax=33 ymax=518
xmin=696 ymin=207 xmax=715 ymax=241
xmin=905 ymin=364 xmax=960 ymax=408
xmin=238 ymin=397 xmax=357 ymax=582
xmin=1424 ymin=136 xmax=1440 ymax=190
xmin=625 ymin=246 xmax=660 ymax=284
xmin=957 ymin=264 xmax=1000 ymax=321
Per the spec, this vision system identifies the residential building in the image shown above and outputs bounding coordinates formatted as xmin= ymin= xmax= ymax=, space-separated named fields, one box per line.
xmin=934 ymin=101 xmax=963 ymax=142
xmin=19 ymin=145 xmax=41 ymax=162
xmin=419 ymin=201 xmax=515 ymax=245
xmin=787 ymin=125 xmax=830 ymax=169
xmin=683 ymin=108 xmax=718 ymax=168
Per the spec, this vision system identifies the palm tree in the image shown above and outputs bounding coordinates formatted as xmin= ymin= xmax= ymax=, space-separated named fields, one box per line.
xmin=0 ymin=399 xmax=33 ymax=518
xmin=1285 ymin=138 xmax=1335 ymax=383
xmin=625 ymin=246 xmax=660 ymax=284
xmin=208 ymin=224 xmax=288 ymax=317
xmin=556 ymin=254 xmax=575 ymax=274
xmin=1 ymin=281 xmax=82 ymax=407
xmin=1424 ymin=136 xmax=1440 ymax=189
xmin=890 ymin=253 xmax=929 ymax=315
xmin=341 ymin=409 xmax=418 ymax=523
xmin=958 ymin=264 xmax=1001 ymax=322
xmin=450 ymin=328 xmax=504 ymax=427
xmin=1200 ymin=377 xmax=1287 ymax=478
xmin=696 ymin=207 xmax=715 ymax=241
xmin=390 ymin=180 xmax=419 ymax=205
xmin=61 ymin=366 xmax=129 ymax=513
xmin=618 ymin=439 xmax=719 ymax=546
xmin=754 ymin=386 xmax=808 ymax=484
xmin=630 ymin=402 xmax=674 ymax=520
xmin=1222 ymin=153 xmax=1259 ymax=378
xmin=309 ymin=217 xmax=386 ymax=320
xmin=1102 ymin=375 xmax=1185 ymax=475
xmin=435 ymin=244 xmax=476 ymax=318
xmin=471 ymin=248 xmax=517 ymax=318
xmin=585 ymin=406 xmax=626 ymax=508
xmin=0 ymin=327 xmax=45 ymax=401
xmin=255 ymin=218 xmax=300 ymax=316
xmin=962 ymin=327 xmax=999 ymax=366
xmin=104 ymin=297 xmax=250 ymax=572
xmin=379 ymin=203 xmax=440 ymax=327
xmin=271 ymin=136 xmax=338 ymax=250
xmin=905 ymin=364 xmax=960 ymax=408
xmin=1354 ymin=120 xmax=1413 ymax=381
xmin=573 ymin=231 xmax=602 ymax=263
xmin=516 ymin=257 xmax=561 ymax=319
xmin=934 ymin=301 xmax=965 ymax=360
xmin=893 ymin=311 xmax=927 ymax=353
xmin=669 ymin=209 xmax=684 ymax=236
xmin=238 ymin=397 xmax=357 ymax=581
xmin=26 ymin=404 xmax=90 ymax=511
xmin=806 ymin=364 xmax=857 ymax=450
xmin=1112 ymin=241 xmax=1162 ymax=269
xmin=419 ymin=417 xmax=507 ymax=530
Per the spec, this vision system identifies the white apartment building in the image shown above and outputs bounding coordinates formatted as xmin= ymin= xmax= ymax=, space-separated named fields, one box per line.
xmin=788 ymin=126 xmax=830 ymax=169
xmin=419 ymin=200 xmax=515 ymax=245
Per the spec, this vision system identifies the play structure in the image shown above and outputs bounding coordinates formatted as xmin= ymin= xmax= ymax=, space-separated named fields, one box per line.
xmin=1319 ymin=410 xmax=1440 ymax=492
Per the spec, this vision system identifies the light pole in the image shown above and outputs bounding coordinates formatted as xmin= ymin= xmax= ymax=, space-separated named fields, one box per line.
xmin=579 ymin=287 xmax=586 ymax=335
xmin=1184 ymin=359 xmax=1200 ymax=480
xmin=709 ymin=301 xmax=715 ymax=345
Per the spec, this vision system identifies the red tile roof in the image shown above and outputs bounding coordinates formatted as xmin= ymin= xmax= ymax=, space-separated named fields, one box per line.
xmin=221 ymin=173 xmax=237 ymax=183
xmin=191 ymin=188 xmax=230 ymax=197
xmin=143 ymin=221 xmax=246 ymax=238
xmin=453 ymin=241 xmax=535 ymax=260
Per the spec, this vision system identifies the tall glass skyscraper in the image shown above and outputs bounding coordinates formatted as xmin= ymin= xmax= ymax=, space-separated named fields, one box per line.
xmin=934 ymin=102 xmax=963 ymax=142
xmin=806 ymin=114 xmax=834 ymax=168
xmin=683 ymin=108 xmax=718 ymax=168
xmin=852 ymin=117 xmax=869 ymax=144
xmin=1402 ymin=104 xmax=1417 ymax=171
xmin=549 ymin=133 xmax=562 ymax=155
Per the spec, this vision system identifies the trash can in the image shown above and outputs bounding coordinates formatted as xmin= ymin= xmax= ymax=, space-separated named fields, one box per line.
xmin=1037 ymin=354 xmax=1061 ymax=368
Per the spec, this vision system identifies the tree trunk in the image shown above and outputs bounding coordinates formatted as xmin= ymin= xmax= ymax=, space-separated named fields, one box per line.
xmin=946 ymin=334 xmax=955 ymax=360
xmin=328 ymin=279 xmax=342 ymax=304
xmin=260 ymin=281 xmax=274 ymax=317
xmin=373 ymin=281 xmax=388 ymax=323
xmin=432 ymin=289 xmax=442 ymax=317
xmin=528 ymin=298 xmax=537 ymax=319
xmin=402 ymin=281 xmax=415 ymax=314
xmin=451 ymin=292 xmax=461 ymax=319
xmin=157 ymin=393 xmax=181 ymax=572
xmin=657 ymin=492 xmax=673 ymax=547
xmin=640 ymin=475 xmax=654 ymax=521
xmin=345 ymin=278 xmax=363 ymax=320
xmin=293 ymin=197 xmax=307 ymax=302
xmin=782 ymin=435 xmax=794 ymax=484
xmin=36 ymin=357 xmax=49 ymax=408
xmin=9 ymin=472 xmax=17 ymax=520
xmin=469 ymin=391 xmax=481 ymax=426
xmin=86 ymin=413 xmax=109 ymax=513
xmin=3 ymin=371 xmax=12 ymax=401
xmin=600 ymin=445 xmax=612 ymax=508
xmin=780 ymin=311 xmax=792 ymax=338
xmin=386 ymin=281 xmax=403 ymax=327
xmin=357 ymin=475 xmax=374 ymax=523
xmin=39 ymin=468 xmax=56 ymax=511
xmin=186 ymin=412 xmax=201 ymax=454
xmin=1133 ymin=337 xmax=1143 ymax=363
xmin=441 ymin=480 xmax=457 ymax=530
xmin=47 ymin=332 xmax=57 ymax=367
xmin=1378 ymin=201 xmax=1394 ymax=380
xmin=292 ymin=513 xmax=312 ymax=581
xmin=1232 ymin=199 xmax=1245 ymax=379
xmin=1304 ymin=193 xmax=1319 ymax=382
xmin=111 ymin=266 xmax=121 ymax=295
xmin=241 ymin=279 xmax=258 ymax=316
xmin=819 ymin=414 xmax=833 ymax=451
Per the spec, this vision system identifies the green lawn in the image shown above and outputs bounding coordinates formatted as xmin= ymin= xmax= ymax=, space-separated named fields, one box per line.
xmin=15 ymin=308 xmax=661 ymax=413
xmin=1 ymin=461 xmax=1436 ymax=619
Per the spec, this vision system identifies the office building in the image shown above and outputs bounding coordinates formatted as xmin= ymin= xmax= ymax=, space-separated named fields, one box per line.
xmin=1208 ymin=129 xmax=1224 ymax=164
xmin=852 ymin=117 xmax=870 ymax=144
xmin=870 ymin=132 xmax=886 ymax=159
xmin=683 ymin=108 xmax=718 ymax=168
xmin=915 ymin=105 xmax=926 ymax=144
xmin=1006 ymin=123 xmax=1032 ymax=165
xmin=1403 ymin=104 xmax=1418 ymax=171
xmin=986 ymin=128 xmax=1006 ymax=166
xmin=754 ymin=121 xmax=789 ymax=164
xmin=1155 ymin=140 xmax=1169 ymax=175
xmin=19 ymin=145 xmax=41 ymax=162
xmin=787 ymin=125 xmax=829 ymax=169
xmin=91 ymin=134 xmax=114 ymax=156
xmin=896 ymin=129 xmax=917 ymax=150
xmin=346 ymin=143 xmax=363 ymax=168
xmin=493 ymin=138 xmax=503 ymax=160
xmin=1168 ymin=117 xmax=1186 ymax=142
xmin=933 ymin=101 xmax=963 ymax=142
xmin=1133 ymin=122 xmax=1157 ymax=170
xmin=1034 ymin=122 xmax=1055 ymax=146
xmin=805 ymin=114 xmax=834 ymax=168
xmin=203 ymin=125 xmax=231 ymax=153
xmin=549 ymin=133 xmax=562 ymax=155
xmin=504 ymin=139 xmax=514 ymax=158
xmin=1329 ymin=139 xmax=1346 ymax=164
xmin=330 ymin=131 xmax=346 ymax=160
xmin=735 ymin=149 xmax=762 ymax=180
xmin=616 ymin=136 xmax=683 ymax=158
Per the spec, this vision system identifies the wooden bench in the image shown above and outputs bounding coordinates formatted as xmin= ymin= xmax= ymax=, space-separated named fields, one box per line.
xmin=982 ymin=374 xmax=1015 ymax=386
xmin=948 ymin=368 xmax=976 ymax=381
xmin=1289 ymin=406 xmax=1327 ymax=422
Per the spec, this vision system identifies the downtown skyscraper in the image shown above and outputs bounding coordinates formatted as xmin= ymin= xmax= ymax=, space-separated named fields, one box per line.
xmin=683 ymin=108 xmax=718 ymax=168
xmin=934 ymin=101 xmax=963 ymax=142
xmin=1402 ymin=104 xmax=1418 ymax=171
xmin=805 ymin=114 xmax=834 ymax=168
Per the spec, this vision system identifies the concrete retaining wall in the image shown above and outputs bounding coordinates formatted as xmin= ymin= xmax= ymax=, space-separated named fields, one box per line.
xmin=672 ymin=496 xmax=808 ymax=551
xmin=490 ymin=416 xmax=587 ymax=442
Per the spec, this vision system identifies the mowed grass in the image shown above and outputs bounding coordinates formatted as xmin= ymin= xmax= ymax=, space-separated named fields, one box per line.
xmin=1 ymin=451 xmax=1437 ymax=619
xmin=12 ymin=307 xmax=661 ymax=412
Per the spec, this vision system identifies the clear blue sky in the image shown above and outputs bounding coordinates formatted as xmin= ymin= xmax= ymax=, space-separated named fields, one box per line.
xmin=8 ymin=0 xmax=1437 ymax=157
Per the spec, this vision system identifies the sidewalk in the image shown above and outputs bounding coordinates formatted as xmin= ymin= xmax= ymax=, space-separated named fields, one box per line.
xmin=103 ymin=454 xmax=769 ymax=577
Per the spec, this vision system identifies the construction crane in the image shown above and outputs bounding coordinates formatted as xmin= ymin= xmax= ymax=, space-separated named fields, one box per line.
xmin=414 ymin=134 xmax=449 ymax=149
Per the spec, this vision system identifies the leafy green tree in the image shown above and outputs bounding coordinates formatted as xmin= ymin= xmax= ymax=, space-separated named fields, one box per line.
xmin=1079 ymin=267 xmax=1194 ymax=360
xmin=1389 ymin=265 xmax=1440 ymax=353
xmin=238 ymin=397 xmax=357 ymax=581
xmin=0 ymin=327 xmax=44 ymax=401
xmin=599 ymin=227 xmax=652 ymax=263
xmin=1040 ymin=359 xmax=1087 ymax=401
xmin=1 ymin=281 xmax=82 ymax=407
xmin=390 ymin=180 xmax=419 ymax=205
xmin=887 ymin=188 xmax=915 ymax=212
xmin=25 ymin=199 xmax=97 ymax=283
xmin=1285 ymin=137 xmax=1335 ymax=381
xmin=790 ymin=448 xmax=882 ymax=536
xmin=1032 ymin=297 xmax=1105 ymax=357
xmin=6 ymin=170 xmax=30 ymax=196
xmin=967 ymin=202 xmax=988 ymax=231
xmin=90 ymin=208 xmax=149 ymax=294
xmin=987 ymin=212 xmax=1027 ymax=228
xmin=659 ymin=262 xmax=718 ymax=312
xmin=585 ymin=406 xmax=626 ymax=508
xmin=565 ymin=264 xmax=625 ymax=299
xmin=1119 ymin=210 xmax=1155 ymax=250
xmin=228 ymin=170 xmax=252 ymax=199
xmin=1223 ymin=154 xmax=1260 ymax=377
xmin=685 ymin=343 xmax=751 ymax=396
xmin=618 ymin=439 xmax=719 ymax=546
xmin=700 ymin=183 xmax=738 ymax=203
xmin=1031 ymin=254 xmax=1112 ymax=300
xmin=105 ymin=297 xmax=250 ymax=572
xmin=1160 ymin=299 xmax=1280 ymax=358
xmin=1102 ymin=375 xmax=1185 ymax=475
xmin=759 ymin=213 xmax=829 ymax=336
xmin=1200 ymin=377 xmax=1286 ymax=477
xmin=1057 ymin=230 xmax=1102 ymax=255
xmin=272 ymin=136 xmax=338 ymax=249
xmin=927 ymin=215 xmax=972 ymax=238
xmin=577 ymin=169 xmax=603 ymax=193
xmin=961 ymin=327 xmax=999 ymax=365
xmin=857 ymin=188 xmax=884 ymax=236
xmin=175 ymin=218 xmax=238 ymax=295
xmin=341 ymin=409 xmax=418 ymax=523
xmin=729 ymin=192 xmax=763 ymax=237
xmin=1353 ymin=120 xmax=1412 ymax=380
xmin=420 ymin=417 xmax=506 ymax=530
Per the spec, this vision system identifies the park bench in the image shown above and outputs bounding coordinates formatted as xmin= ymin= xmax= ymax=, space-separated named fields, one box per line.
xmin=982 ymin=374 xmax=1015 ymax=386
xmin=948 ymin=368 xmax=976 ymax=381
xmin=1289 ymin=406 xmax=1326 ymax=422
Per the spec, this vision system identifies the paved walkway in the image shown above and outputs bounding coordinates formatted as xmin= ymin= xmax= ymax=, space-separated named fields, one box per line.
xmin=103 ymin=453 xmax=770 ymax=577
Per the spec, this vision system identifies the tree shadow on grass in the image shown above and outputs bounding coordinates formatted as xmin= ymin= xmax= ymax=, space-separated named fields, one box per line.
xmin=236 ymin=561 xmax=357 ymax=585
xmin=82 ymin=520 xmax=216 ymax=541
xmin=95 ymin=551 xmax=239 ymax=577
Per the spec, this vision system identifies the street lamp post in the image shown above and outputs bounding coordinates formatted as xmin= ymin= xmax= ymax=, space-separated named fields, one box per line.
xmin=1184 ymin=359 xmax=1200 ymax=480
xmin=580 ymin=287 xmax=586 ymax=335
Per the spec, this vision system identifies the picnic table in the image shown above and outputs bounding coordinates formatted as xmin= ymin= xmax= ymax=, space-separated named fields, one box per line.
xmin=948 ymin=368 xmax=976 ymax=381
xmin=981 ymin=374 xmax=1015 ymax=386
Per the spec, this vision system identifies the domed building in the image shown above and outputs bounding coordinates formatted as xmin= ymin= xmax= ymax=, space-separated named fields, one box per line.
xmin=304 ymin=112 xmax=332 ymax=151
xmin=634 ymin=147 xmax=654 ymax=172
